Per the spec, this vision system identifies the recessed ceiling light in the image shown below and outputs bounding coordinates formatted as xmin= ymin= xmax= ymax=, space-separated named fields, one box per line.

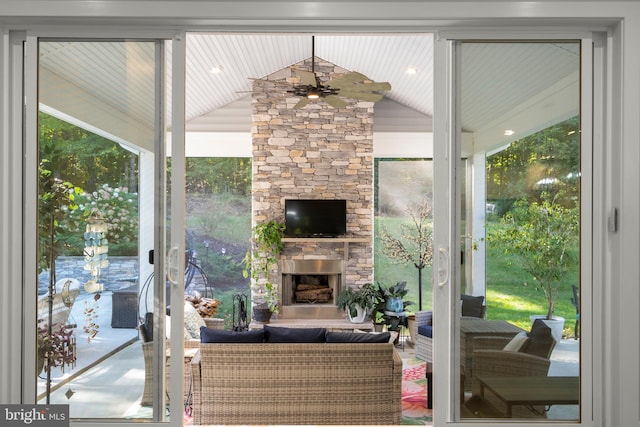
xmin=405 ymin=67 xmax=418 ymax=75
xmin=504 ymin=129 xmax=515 ymax=136
xmin=210 ymin=65 xmax=223 ymax=74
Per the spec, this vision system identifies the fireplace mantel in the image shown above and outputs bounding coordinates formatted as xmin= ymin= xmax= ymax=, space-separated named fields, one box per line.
xmin=281 ymin=237 xmax=370 ymax=264
xmin=281 ymin=237 xmax=370 ymax=243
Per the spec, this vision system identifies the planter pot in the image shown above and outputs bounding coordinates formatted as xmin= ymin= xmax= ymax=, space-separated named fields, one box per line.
xmin=348 ymin=305 xmax=367 ymax=323
xmin=253 ymin=307 xmax=273 ymax=323
xmin=373 ymin=322 xmax=385 ymax=332
xmin=530 ymin=314 xmax=565 ymax=343
xmin=386 ymin=297 xmax=404 ymax=313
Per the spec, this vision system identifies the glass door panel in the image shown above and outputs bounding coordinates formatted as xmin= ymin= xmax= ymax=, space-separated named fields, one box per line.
xmin=433 ymin=38 xmax=586 ymax=423
xmin=456 ymin=41 xmax=582 ymax=421
xmin=35 ymin=39 xmax=176 ymax=421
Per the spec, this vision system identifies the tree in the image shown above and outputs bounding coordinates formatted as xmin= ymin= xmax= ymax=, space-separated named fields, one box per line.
xmin=38 ymin=154 xmax=83 ymax=403
xmin=487 ymin=116 xmax=580 ymax=212
xmin=379 ymin=198 xmax=434 ymax=310
xmin=487 ymin=194 xmax=579 ymax=319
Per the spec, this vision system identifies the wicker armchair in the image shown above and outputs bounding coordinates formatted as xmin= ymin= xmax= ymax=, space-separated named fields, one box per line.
xmin=414 ymin=310 xmax=433 ymax=408
xmin=140 ymin=318 xmax=224 ymax=407
xmin=470 ymin=332 xmax=556 ymax=417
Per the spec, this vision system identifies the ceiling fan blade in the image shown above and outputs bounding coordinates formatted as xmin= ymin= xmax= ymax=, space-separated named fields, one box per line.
xmin=338 ymin=91 xmax=385 ymax=102
xmin=324 ymin=95 xmax=348 ymax=109
xmin=326 ymin=72 xmax=369 ymax=88
xmin=349 ymin=82 xmax=392 ymax=92
xmin=248 ymin=77 xmax=293 ymax=86
xmin=293 ymin=98 xmax=311 ymax=109
xmin=293 ymin=69 xmax=318 ymax=87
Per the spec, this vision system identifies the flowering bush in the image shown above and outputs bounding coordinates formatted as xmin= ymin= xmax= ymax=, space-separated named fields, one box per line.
xmin=63 ymin=184 xmax=139 ymax=255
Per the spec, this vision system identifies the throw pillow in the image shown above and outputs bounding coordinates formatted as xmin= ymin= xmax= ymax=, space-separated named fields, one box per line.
xmin=523 ymin=319 xmax=556 ymax=358
xmin=461 ymin=294 xmax=485 ymax=318
xmin=503 ymin=331 xmax=529 ymax=352
xmin=325 ymin=331 xmax=391 ymax=343
xmin=264 ymin=325 xmax=327 ymax=343
xmin=354 ymin=329 xmax=398 ymax=343
xmin=184 ymin=301 xmax=206 ymax=340
xmin=417 ymin=325 xmax=433 ymax=338
xmin=200 ymin=327 xmax=265 ymax=343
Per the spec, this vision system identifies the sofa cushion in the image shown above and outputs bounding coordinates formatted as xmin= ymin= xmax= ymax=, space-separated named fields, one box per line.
xmin=264 ymin=325 xmax=326 ymax=343
xmin=461 ymin=294 xmax=485 ymax=318
xmin=417 ymin=325 xmax=433 ymax=338
xmin=184 ymin=301 xmax=207 ymax=339
xmin=200 ymin=327 xmax=265 ymax=343
xmin=523 ymin=319 xmax=555 ymax=358
xmin=325 ymin=331 xmax=391 ymax=343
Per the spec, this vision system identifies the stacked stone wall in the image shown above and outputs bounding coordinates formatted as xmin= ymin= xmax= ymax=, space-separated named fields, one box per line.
xmin=251 ymin=58 xmax=375 ymax=304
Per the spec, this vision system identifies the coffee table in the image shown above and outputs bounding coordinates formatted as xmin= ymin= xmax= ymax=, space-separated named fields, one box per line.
xmin=476 ymin=376 xmax=579 ymax=417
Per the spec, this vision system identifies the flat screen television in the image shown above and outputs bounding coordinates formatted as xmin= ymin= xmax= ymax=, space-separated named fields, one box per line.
xmin=285 ymin=199 xmax=347 ymax=237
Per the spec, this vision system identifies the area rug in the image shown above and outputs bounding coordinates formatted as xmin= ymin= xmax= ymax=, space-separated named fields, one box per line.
xmin=402 ymin=359 xmax=432 ymax=425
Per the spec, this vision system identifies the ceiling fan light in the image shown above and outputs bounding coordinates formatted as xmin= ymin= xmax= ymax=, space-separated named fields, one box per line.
xmin=307 ymin=91 xmax=320 ymax=99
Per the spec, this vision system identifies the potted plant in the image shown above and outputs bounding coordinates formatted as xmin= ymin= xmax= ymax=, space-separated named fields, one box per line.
xmin=36 ymin=319 xmax=76 ymax=376
xmin=378 ymin=281 xmax=415 ymax=334
xmin=243 ymin=219 xmax=285 ymax=322
xmin=380 ymin=281 xmax=415 ymax=314
xmin=337 ymin=284 xmax=376 ymax=323
xmin=367 ymin=283 xmax=388 ymax=331
xmin=487 ymin=194 xmax=579 ymax=342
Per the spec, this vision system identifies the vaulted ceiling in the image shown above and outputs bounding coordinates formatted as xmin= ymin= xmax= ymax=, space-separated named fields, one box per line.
xmin=38 ymin=34 xmax=580 ymax=156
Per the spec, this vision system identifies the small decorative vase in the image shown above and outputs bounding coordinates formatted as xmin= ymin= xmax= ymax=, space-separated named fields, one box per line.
xmin=386 ymin=297 xmax=403 ymax=313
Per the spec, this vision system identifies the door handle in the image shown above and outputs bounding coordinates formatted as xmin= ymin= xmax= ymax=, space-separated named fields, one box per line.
xmin=437 ymin=246 xmax=449 ymax=287
xmin=166 ymin=246 xmax=180 ymax=286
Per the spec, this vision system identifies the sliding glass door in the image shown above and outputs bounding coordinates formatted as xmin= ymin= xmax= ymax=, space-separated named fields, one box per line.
xmin=26 ymin=34 xmax=185 ymax=425
xmin=433 ymin=37 xmax=594 ymax=424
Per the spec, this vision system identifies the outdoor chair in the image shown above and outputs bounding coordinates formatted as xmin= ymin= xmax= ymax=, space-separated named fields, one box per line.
xmin=37 ymin=278 xmax=81 ymax=327
xmin=469 ymin=319 xmax=557 ymax=417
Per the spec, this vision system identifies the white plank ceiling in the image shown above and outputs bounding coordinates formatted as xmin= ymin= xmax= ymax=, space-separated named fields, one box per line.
xmin=38 ymin=34 xmax=580 ymax=153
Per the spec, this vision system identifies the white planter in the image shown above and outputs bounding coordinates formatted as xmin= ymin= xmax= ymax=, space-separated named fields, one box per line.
xmin=530 ymin=315 xmax=565 ymax=343
xmin=348 ymin=305 xmax=367 ymax=323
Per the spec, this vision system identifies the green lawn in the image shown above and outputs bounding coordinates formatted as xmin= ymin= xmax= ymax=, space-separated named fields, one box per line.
xmin=375 ymin=216 xmax=579 ymax=338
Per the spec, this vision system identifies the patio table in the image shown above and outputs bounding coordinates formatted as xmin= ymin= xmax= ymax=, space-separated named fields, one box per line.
xmin=476 ymin=376 xmax=579 ymax=417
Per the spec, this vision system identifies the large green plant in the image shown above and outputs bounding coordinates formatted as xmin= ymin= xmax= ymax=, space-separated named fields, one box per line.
xmin=488 ymin=195 xmax=579 ymax=319
xmin=337 ymin=283 xmax=376 ymax=318
xmin=243 ymin=220 xmax=285 ymax=312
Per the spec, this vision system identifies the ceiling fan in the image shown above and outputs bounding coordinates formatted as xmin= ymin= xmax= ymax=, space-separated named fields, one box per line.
xmin=252 ymin=36 xmax=391 ymax=109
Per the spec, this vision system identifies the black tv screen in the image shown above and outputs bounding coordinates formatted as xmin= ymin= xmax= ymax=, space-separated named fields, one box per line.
xmin=285 ymin=199 xmax=347 ymax=237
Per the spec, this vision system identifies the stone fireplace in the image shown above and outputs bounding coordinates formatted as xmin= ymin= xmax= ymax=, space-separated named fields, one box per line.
xmin=280 ymin=259 xmax=344 ymax=319
xmin=251 ymin=57 xmax=375 ymax=319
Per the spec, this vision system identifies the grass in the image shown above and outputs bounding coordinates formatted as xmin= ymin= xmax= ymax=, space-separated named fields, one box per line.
xmin=485 ymin=241 xmax=579 ymax=336
xmin=375 ymin=216 xmax=579 ymax=338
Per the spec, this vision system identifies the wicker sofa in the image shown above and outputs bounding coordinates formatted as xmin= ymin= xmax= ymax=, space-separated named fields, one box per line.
xmin=190 ymin=336 xmax=402 ymax=425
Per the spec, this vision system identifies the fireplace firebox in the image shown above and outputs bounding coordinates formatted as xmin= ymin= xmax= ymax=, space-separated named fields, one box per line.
xmin=280 ymin=259 xmax=345 ymax=319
